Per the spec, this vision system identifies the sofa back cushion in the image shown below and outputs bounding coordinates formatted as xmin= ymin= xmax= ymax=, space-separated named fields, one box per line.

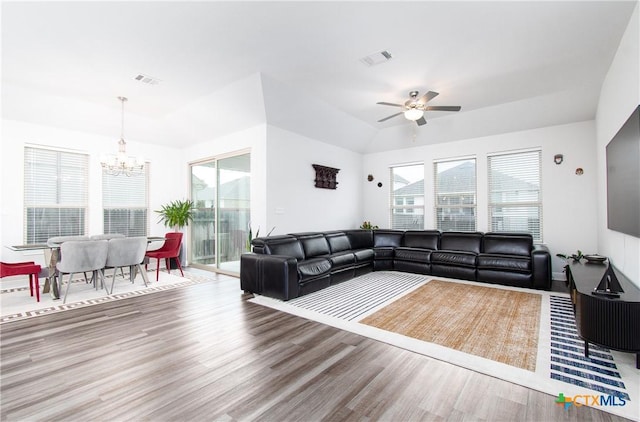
xmin=374 ymin=230 xmax=404 ymax=248
xmin=403 ymin=230 xmax=440 ymax=250
xmin=346 ymin=230 xmax=374 ymax=250
xmin=483 ymin=233 xmax=532 ymax=256
xmin=264 ymin=237 xmax=305 ymax=260
xmin=325 ymin=232 xmax=352 ymax=253
xmin=440 ymin=232 xmax=483 ymax=254
xmin=251 ymin=235 xmax=295 ymax=254
xmin=296 ymin=234 xmax=331 ymax=258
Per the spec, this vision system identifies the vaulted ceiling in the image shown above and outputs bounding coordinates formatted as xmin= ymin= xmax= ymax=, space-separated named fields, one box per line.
xmin=1 ymin=1 xmax=637 ymax=153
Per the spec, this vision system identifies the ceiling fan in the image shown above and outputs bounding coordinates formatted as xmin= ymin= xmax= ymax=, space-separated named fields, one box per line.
xmin=377 ymin=91 xmax=461 ymax=126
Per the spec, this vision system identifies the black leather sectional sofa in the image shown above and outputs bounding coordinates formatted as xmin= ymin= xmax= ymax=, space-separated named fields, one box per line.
xmin=240 ymin=229 xmax=552 ymax=301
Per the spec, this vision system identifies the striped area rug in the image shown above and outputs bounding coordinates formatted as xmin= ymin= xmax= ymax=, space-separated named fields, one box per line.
xmin=250 ymin=272 xmax=638 ymax=420
xmin=549 ymin=295 xmax=630 ymax=402
xmin=287 ymin=271 xmax=426 ymax=320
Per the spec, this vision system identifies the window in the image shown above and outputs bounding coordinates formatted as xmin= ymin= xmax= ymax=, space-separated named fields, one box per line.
xmin=488 ymin=149 xmax=542 ymax=241
xmin=434 ymin=158 xmax=476 ymax=232
xmin=24 ymin=147 xmax=88 ymax=243
xmin=102 ymin=166 xmax=149 ymax=236
xmin=390 ymin=164 xmax=424 ymax=229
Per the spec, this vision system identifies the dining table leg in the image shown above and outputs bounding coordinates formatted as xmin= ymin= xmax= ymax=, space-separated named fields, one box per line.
xmin=42 ymin=248 xmax=61 ymax=300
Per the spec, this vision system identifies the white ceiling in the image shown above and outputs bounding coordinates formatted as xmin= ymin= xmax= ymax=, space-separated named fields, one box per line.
xmin=1 ymin=1 xmax=637 ymax=153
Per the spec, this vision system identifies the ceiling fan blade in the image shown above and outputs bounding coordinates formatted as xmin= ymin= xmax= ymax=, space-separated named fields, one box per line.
xmin=416 ymin=116 xmax=427 ymax=126
xmin=417 ymin=91 xmax=439 ymax=104
xmin=377 ymin=101 xmax=405 ymax=108
xmin=425 ymin=105 xmax=462 ymax=112
xmin=378 ymin=112 xmax=404 ymax=122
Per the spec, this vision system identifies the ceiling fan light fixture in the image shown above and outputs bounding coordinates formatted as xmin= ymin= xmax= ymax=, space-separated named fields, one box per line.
xmin=404 ymin=108 xmax=423 ymax=121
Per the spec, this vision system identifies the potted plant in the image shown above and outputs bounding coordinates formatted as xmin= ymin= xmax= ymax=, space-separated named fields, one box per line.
xmin=155 ymin=199 xmax=194 ymax=231
xmin=556 ymin=250 xmax=583 ymax=282
xmin=360 ymin=221 xmax=379 ymax=230
xmin=155 ymin=199 xmax=194 ymax=267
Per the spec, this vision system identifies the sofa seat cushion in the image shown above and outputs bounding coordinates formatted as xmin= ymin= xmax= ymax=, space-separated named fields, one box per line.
xmin=394 ymin=247 xmax=432 ymax=263
xmin=297 ymin=258 xmax=332 ymax=280
xmin=327 ymin=251 xmax=356 ymax=270
xmin=431 ymin=250 xmax=477 ymax=268
xmin=477 ymin=254 xmax=531 ymax=273
xmin=353 ymin=248 xmax=374 ymax=262
xmin=374 ymin=247 xmax=394 ymax=259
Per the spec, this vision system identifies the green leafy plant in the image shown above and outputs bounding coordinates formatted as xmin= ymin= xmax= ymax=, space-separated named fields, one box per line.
xmin=556 ymin=250 xmax=584 ymax=262
xmin=246 ymin=222 xmax=276 ymax=251
xmin=155 ymin=199 xmax=194 ymax=231
xmin=360 ymin=221 xmax=379 ymax=230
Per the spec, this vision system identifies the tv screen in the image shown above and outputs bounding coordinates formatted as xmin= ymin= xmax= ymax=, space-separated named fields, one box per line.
xmin=606 ymin=105 xmax=640 ymax=238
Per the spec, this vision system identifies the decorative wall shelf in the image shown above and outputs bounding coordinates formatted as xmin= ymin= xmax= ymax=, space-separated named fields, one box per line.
xmin=312 ymin=164 xmax=340 ymax=189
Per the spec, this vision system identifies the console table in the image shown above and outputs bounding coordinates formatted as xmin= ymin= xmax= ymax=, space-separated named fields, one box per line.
xmin=567 ymin=261 xmax=640 ymax=369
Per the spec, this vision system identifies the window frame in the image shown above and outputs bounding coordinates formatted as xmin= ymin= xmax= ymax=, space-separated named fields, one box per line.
xmin=102 ymin=163 xmax=150 ymax=237
xmin=487 ymin=149 xmax=543 ymax=241
xmin=389 ymin=163 xmax=425 ymax=230
xmin=433 ymin=157 xmax=477 ymax=232
xmin=23 ymin=145 xmax=89 ymax=243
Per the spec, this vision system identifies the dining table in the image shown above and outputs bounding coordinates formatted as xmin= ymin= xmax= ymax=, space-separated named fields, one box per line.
xmin=6 ymin=236 xmax=166 ymax=300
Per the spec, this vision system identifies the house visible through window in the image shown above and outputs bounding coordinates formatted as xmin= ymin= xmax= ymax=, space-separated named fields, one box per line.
xmin=434 ymin=157 xmax=477 ymax=232
xmin=488 ymin=149 xmax=542 ymax=241
xmin=24 ymin=146 xmax=88 ymax=243
xmin=102 ymin=166 xmax=149 ymax=237
xmin=390 ymin=164 xmax=424 ymax=229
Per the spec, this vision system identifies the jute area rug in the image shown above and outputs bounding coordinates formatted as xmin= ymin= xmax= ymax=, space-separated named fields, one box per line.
xmin=360 ymin=280 xmax=540 ymax=371
xmin=250 ymin=272 xmax=639 ymax=420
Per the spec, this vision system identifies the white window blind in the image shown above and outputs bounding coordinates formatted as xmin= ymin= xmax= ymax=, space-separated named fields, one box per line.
xmin=24 ymin=146 xmax=88 ymax=243
xmin=390 ymin=164 xmax=424 ymax=230
xmin=488 ymin=149 xmax=542 ymax=241
xmin=434 ymin=158 xmax=477 ymax=232
xmin=102 ymin=166 xmax=149 ymax=237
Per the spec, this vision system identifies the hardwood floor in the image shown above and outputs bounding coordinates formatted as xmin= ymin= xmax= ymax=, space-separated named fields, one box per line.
xmin=0 ymin=271 xmax=632 ymax=421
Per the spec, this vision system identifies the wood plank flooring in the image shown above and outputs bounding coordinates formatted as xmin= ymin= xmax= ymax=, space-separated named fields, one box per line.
xmin=0 ymin=271 xmax=632 ymax=421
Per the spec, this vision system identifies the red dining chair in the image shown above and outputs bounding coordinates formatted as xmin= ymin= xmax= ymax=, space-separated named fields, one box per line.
xmin=0 ymin=261 xmax=42 ymax=302
xmin=145 ymin=232 xmax=184 ymax=281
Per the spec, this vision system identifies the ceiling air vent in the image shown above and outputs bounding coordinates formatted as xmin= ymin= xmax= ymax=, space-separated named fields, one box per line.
xmin=133 ymin=73 xmax=161 ymax=85
xmin=360 ymin=50 xmax=393 ymax=67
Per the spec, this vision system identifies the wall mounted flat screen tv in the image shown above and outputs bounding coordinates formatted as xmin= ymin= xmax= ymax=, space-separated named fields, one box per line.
xmin=606 ymin=105 xmax=640 ymax=238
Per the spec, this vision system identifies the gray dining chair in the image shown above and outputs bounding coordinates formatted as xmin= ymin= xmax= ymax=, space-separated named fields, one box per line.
xmin=46 ymin=235 xmax=90 ymax=247
xmin=46 ymin=235 xmax=92 ymax=290
xmin=56 ymin=240 xmax=109 ymax=304
xmin=90 ymin=234 xmax=125 ymax=241
xmin=105 ymin=236 xmax=149 ymax=294
xmin=92 ymin=234 xmax=126 ymax=277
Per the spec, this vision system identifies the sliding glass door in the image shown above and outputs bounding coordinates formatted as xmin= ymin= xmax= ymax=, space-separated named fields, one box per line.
xmin=189 ymin=152 xmax=250 ymax=274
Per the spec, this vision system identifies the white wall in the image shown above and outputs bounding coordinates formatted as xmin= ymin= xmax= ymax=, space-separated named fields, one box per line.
xmin=0 ymin=119 xmax=185 ymax=266
xmin=596 ymin=3 xmax=640 ymax=286
xmin=363 ymin=120 xmax=599 ymax=280
xmin=265 ymin=125 xmax=363 ymax=234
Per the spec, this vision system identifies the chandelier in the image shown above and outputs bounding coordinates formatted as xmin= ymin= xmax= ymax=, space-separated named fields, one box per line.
xmin=100 ymin=96 xmax=144 ymax=176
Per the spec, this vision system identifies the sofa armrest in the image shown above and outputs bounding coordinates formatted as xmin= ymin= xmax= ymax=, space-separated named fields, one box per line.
xmin=531 ymin=244 xmax=552 ymax=290
xmin=240 ymin=253 xmax=300 ymax=301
